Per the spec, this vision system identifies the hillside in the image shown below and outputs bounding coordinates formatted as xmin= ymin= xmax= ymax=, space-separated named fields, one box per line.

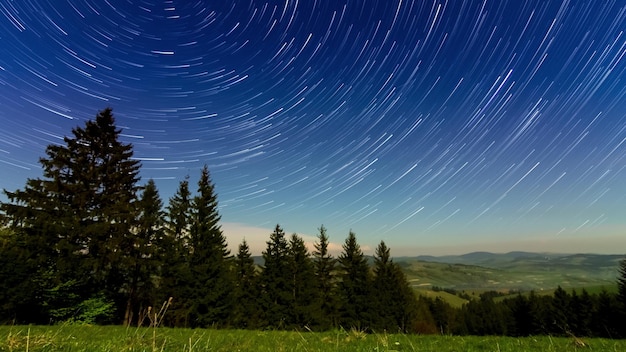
xmin=396 ymin=252 xmax=622 ymax=292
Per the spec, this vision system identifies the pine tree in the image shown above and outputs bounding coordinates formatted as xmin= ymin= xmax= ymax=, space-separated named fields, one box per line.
xmin=159 ymin=177 xmax=193 ymax=326
xmin=550 ymin=286 xmax=571 ymax=334
xmin=287 ymin=233 xmax=316 ymax=328
xmin=186 ymin=165 xmax=233 ymax=327
xmin=312 ymin=225 xmax=337 ymax=329
xmin=123 ymin=179 xmax=165 ymax=325
xmin=165 ymin=176 xmax=192 ymax=246
xmin=337 ymin=231 xmax=371 ymax=330
xmin=1 ymin=108 xmax=141 ymax=322
xmin=161 ymin=177 xmax=193 ymax=325
xmin=260 ymin=224 xmax=291 ymax=328
xmin=592 ymin=289 xmax=621 ymax=337
xmin=569 ymin=289 xmax=592 ymax=337
xmin=370 ymin=241 xmax=417 ymax=332
xmin=509 ymin=294 xmax=533 ymax=336
xmin=232 ymin=239 xmax=261 ymax=328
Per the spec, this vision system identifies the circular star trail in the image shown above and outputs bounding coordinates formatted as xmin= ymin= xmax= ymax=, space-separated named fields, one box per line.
xmin=1 ymin=0 xmax=625 ymax=254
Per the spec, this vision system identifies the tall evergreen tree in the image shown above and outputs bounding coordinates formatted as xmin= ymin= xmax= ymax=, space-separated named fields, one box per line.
xmin=592 ymin=289 xmax=621 ymax=337
xmin=370 ymin=241 xmax=418 ymax=332
xmin=287 ymin=233 xmax=316 ymax=328
xmin=569 ymin=289 xmax=592 ymax=337
xmin=165 ymin=176 xmax=192 ymax=246
xmin=337 ymin=231 xmax=371 ymax=330
xmin=1 ymin=108 xmax=141 ymax=322
xmin=260 ymin=224 xmax=291 ymax=328
xmin=123 ymin=179 xmax=165 ymax=325
xmin=161 ymin=177 xmax=193 ymax=325
xmin=186 ymin=165 xmax=233 ymax=327
xmin=550 ymin=286 xmax=571 ymax=334
xmin=312 ymin=225 xmax=337 ymax=329
xmin=232 ymin=239 xmax=261 ymax=328
xmin=508 ymin=294 xmax=533 ymax=336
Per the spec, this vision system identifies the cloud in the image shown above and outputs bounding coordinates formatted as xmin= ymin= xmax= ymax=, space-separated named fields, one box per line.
xmin=221 ymin=222 xmax=344 ymax=256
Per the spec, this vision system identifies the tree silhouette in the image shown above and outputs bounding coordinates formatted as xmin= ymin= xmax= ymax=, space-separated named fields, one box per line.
xmin=260 ymin=224 xmax=291 ymax=328
xmin=370 ymin=241 xmax=418 ymax=332
xmin=124 ymin=179 xmax=165 ymax=325
xmin=337 ymin=231 xmax=371 ymax=330
xmin=1 ymin=108 xmax=141 ymax=323
xmin=186 ymin=165 xmax=233 ymax=327
xmin=232 ymin=239 xmax=261 ymax=328
xmin=312 ymin=225 xmax=337 ymax=329
xmin=287 ymin=233 xmax=316 ymax=327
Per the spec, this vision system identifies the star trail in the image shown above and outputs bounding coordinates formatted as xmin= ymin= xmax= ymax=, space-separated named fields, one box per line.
xmin=1 ymin=0 xmax=625 ymax=254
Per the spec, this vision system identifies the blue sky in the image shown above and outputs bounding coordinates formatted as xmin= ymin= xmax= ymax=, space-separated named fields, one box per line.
xmin=1 ymin=1 xmax=624 ymax=255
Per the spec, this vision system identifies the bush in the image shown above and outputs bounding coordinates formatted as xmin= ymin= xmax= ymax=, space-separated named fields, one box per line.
xmin=67 ymin=295 xmax=116 ymax=325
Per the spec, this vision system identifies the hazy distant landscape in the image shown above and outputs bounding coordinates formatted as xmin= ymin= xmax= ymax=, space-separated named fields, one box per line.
xmin=399 ymin=251 xmax=621 ymax=291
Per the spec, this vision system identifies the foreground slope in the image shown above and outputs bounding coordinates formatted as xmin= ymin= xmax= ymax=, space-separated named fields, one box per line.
xmin=1 ymin=325 xmax=622 ymax=352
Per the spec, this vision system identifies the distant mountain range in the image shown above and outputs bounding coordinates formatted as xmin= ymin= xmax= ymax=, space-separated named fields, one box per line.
xmin=405 ymin=251 xmax=622 ymax=268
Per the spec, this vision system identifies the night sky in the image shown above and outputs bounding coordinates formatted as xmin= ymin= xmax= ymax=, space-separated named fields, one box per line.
xmin=1 ymin=1 xmax=625 ymax=255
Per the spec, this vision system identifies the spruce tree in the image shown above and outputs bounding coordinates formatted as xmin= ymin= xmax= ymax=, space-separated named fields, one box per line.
xmin=593 ymin=289 xmax=621 ymax=337
xmin=187 ymin=165 xmax=233 ymax=327
xmin=232 ymin=239 xmax=261 ymax=328
xmin=287 ymin=233 xmax=316 ymax=328
xmin=337 ymin=231 xmax=371 ymax=330
xmin=161 ymin=177 xmax=193 ymax=325
xmin=370 ymin=241 xmax=417 ymax=332
xmin=123 ymin=179 xmax=165 ymax=325
xmin=260 ymin=224 xmax=291 ymax=328
xmin=165 ymin=176 xmax=192 ymax=246
xmin=569 ymin=289 xmax=592 ymax=337
xmin=550 ymin=286 xmax=571 ymax=334
xmin=312 ymin=225 xmax=337 ymax=329
xmin=1 ymin=108 xmax=141 ymax=322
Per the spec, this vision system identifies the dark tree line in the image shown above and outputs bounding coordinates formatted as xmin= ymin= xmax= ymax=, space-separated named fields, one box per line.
xmin=1 ymin=108 xmax=625 ymax=338
xmin=419 ymin=285 xmax=626 ymax=338
xmin=0 ymin=108 xmax=418 ymax=331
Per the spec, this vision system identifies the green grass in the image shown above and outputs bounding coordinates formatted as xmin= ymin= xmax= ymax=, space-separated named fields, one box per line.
xmin=414 ymin=288 xmax=469 ymax=308
xmin=1 ymin=325 xmax=625 ymax=352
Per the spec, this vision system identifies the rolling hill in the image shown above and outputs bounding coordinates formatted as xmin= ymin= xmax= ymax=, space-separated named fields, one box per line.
xmin=396 ymin=252 xmax=622 ymax=292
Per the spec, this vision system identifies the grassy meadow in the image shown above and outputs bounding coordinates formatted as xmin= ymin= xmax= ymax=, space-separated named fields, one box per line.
xmin=1 ymin=325 xmax=625 ymax=352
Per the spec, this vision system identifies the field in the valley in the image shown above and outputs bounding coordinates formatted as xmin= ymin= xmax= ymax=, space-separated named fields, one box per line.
xmin=1 ymin=325 xmax=624 ymax=352
xmin=396 ymin=252 xmax=620 ymax=307
xmin=398 ymin=252 xmax=620 ymax=291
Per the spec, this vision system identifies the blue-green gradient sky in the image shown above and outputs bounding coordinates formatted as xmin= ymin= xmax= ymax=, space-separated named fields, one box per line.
xmin=1 ymin=1 xmax=624 ymax=255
